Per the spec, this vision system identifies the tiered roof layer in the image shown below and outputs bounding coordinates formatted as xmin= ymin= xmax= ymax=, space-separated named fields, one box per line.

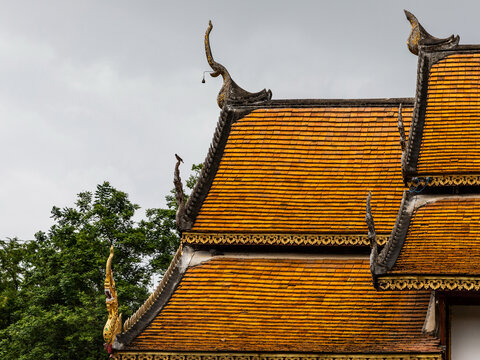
xmin=415 ymin=53 xmax=480 ymax=176
xmin=125 ymin=256 xmax=439 ymax=354
xmin=390 ymin=196 xmax=480 ymax=275
xmin=190 ymin=106 xmax=411 ymax=240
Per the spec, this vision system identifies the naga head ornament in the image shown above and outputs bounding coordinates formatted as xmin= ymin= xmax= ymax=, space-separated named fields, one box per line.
xmin=103 ymin=245 xmax=122 ymax=356
xmin=404 ymin=10 xmax=459 ymax=55
xmin=204 ymin=20 xmax=272 ymax=108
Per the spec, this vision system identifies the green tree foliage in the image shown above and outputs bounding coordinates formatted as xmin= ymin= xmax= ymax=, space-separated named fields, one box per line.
xmin=0 ymin=164 xmax=201 ymax=360
xmin=0 ymin=238 xmax=26 ymax=331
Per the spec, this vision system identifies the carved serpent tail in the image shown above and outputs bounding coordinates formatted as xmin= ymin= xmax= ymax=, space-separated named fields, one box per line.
xmin=204 ymin=20 xmax=272 ymax=108
xmin=205 ymin=20 xmax=231 ymax=81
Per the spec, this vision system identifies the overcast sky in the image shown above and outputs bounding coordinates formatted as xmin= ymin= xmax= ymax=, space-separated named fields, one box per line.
xmin=2 ymin=1 xmax=479 ymax=239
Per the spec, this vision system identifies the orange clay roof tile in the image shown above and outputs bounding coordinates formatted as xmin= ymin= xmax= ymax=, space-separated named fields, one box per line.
xmin=125 ymin=257 xmax=440 ymax=353
xmin=190 ymin=107 xmax=411 ymax=237
xmin=391 ymin=196 xmax=480 ymax=275
xmin=417 ymin=53 xmax=480 ymax=175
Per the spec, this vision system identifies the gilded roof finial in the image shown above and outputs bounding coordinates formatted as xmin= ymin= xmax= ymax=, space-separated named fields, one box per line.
xmin=397 ymin=103 xmax=406 ymax=152
xmin=204 ymin=20 xmax=272 ymax=108
xmin=103 ymin=245 xmax=122 ymax=356
xmin=404 ymin=10 xmax=459 ymax=55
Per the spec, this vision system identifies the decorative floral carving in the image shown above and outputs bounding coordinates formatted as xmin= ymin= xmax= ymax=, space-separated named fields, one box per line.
xmin=182 ymin=232 xmax=389 ymax=247
xmin=378 ymin=276 xmax=480 ymax=291
xmin=114 ymin=353 xmax=441 ymax=360
xmin=407 ymin=175 xmax=480 ymax=187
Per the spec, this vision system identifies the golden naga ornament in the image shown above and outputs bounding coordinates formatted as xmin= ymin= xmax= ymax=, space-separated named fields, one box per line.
xmin=103 ymin=245 xmax=122 ymax=356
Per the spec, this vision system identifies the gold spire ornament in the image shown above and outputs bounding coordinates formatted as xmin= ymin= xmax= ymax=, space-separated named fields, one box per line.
xmin=204 ymin=20 xmax=272 ymax=108
xmin=103 ymin=246 xmax=122 ymax=356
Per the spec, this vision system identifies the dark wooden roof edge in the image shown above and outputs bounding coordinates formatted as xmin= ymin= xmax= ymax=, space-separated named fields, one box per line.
xmin=403 ymin=45 xmax=480 ymax=180
xmin=370 ymin=190 xmax=415 ymax=284
xmin=178 ymin=106 xmax=251 ymax=232
xmin=233 ymin=97 xmax=414 ymax=109
xmin=422 ymin=44 xmax=480 ymax=53
xmin=402 ymin=50 xmax=433 ymax=178
xmin=114 ymin=245 xmax=195 ymax=349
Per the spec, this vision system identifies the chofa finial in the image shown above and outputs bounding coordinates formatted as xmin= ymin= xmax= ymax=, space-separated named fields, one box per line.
xmin=397 ymin=103 xmax=406 ymax=152
xmin=204 ymin=20 xmax=272 ymax=108
xmin=404 ymin=10 xmax=459 ymax=55
xmin=103 ymin=245 xmax=122 ymax=355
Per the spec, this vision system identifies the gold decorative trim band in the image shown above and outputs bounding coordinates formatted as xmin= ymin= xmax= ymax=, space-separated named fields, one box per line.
xmin=378 ymin=276 xmax=480 ymax=291
xmin=408 ymin=175 xmax=480 ymax=187
xmin=114 ymin=352 xmax=441 ymax=360
xmin=122 ymin=245 xmax=184 ymax=332
xmin=182 ymin=233 xmax=389 ymax=247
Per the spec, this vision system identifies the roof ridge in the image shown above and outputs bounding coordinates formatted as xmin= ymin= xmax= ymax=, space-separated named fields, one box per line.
xmin=231 ymin=97 xmax=415 ymax=109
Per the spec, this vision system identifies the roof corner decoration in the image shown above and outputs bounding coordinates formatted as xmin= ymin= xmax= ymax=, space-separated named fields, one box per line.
xmin=174 ymin=154 xmax=191 ymax=231
xmin=365 ymin=192 xmax=381 ymax=279
xmin=370 ymin=191 xmax=415 ymax=282
xmin=405 ymin=10 xmax=459 ymax=56
xmin=376 ymin=195 xmax=480 ymax=291
xmin=103 ymin=246 xmax=122 ymax=356
xmin=401 ymin=11 xmax=461 ymax=182
xmin=205 ymin=20 xmax=272 ymax=109
xmin=366 ymin=192 xmax=388 ymax=284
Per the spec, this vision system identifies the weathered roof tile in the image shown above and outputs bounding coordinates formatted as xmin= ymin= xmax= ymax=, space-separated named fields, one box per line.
xmin=190 ymin=106 xmax=411 ymax=239
xmin=125 ymin=257 xmax=440 ymax=353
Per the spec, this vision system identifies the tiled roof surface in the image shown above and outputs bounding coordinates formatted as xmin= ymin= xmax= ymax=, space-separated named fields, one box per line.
xmin=127 ymin=257 xmax=439 ymax=353
xmin=191 ymin=107 xmax=411 ymax=236
xmin=417 ymin=53 xmax=480 ymax=174
xmin=391 ymin=196 xmax=480 ymax=275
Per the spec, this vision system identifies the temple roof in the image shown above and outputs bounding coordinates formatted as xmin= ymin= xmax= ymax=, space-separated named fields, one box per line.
xmin=371 ymin=193 xmax=480 ymax=291
xmin=391 ymin=195 xmax=480 ymax=275
xmin=182 ymin=100 xmax=413 ymax=247
xmin=117 ymin=253 xmax=440 ymax=355
xmin=403 ymin=49 xmax=480 ymax=185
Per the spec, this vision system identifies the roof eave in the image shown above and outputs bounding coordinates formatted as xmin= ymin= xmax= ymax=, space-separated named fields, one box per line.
xmin=113 ymin=245 xmax=195 ymax=350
